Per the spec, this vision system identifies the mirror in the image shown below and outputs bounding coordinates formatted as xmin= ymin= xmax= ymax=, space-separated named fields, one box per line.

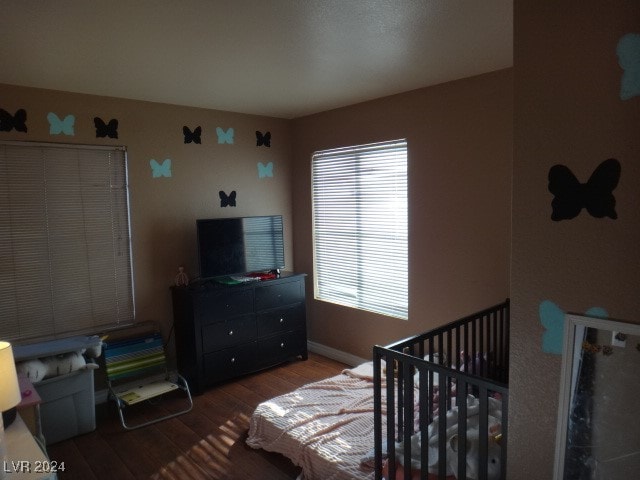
xmin=554 ymin=314 xmax=640 ymax=479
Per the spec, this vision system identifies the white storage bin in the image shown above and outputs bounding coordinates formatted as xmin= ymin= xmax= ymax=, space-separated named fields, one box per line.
xmin=14 ymin=335 xmax=101 ymax=445
xmin=36 ymin=368 xmax=96 ymax=444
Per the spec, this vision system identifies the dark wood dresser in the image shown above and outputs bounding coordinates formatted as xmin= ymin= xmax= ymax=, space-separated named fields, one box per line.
xmin=171 ymin=272 xmax=307 ymax=394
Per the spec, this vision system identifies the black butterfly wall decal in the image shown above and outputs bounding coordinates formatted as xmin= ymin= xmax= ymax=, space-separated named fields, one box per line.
xmin=219 ymin=190 xmax=237 ymax=207
xmin=183 ymin=126 xmax=202 ymax=144
xmin=256 ymin=130 xmax=271 ymax=147
xmin=548 ymin=158 xmax=621 ymax=221
xmin=94 ymin=117 xmax=118 ymax=138
xmin=0 ymin=108 xmax=28 ymax=132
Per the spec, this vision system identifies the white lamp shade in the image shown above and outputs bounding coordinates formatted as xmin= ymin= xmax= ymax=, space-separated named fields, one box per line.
xmin=0 ymin=341 xmax=21 ymax=412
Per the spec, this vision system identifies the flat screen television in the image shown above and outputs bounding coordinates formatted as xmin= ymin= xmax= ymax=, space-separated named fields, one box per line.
xmin=196 ymin=215 xmax=285 ymax=279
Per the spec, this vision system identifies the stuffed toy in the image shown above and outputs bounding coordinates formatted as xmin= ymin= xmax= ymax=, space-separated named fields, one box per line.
xmin=41 ymin=351 xmax=87 ymax=378
xmin=15 ymin=358 xmax=48 ymax=383
xmin=16 ymin=349 xmax=98 ymax=383
xmin=84 ymin=337 xmax=102 ymax=359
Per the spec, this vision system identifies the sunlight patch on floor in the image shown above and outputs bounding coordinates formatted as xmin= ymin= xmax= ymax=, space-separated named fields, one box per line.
xmin=151 ymin=416 xmax=260 ymax=479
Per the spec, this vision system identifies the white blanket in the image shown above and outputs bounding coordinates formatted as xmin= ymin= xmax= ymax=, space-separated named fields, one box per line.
xmin=246 ymin=362 xmax=382 ymax=480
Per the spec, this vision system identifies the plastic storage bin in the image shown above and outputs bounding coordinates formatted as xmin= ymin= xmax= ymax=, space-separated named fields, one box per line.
xmin=35 ymin=368 xmax=96 ymax=444
xmin=14 ymin=335 xmax=101 ymax=445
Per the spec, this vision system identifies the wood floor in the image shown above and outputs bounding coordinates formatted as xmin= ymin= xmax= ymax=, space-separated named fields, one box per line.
xmin=46 ymin=353 xmax=348 ymax=480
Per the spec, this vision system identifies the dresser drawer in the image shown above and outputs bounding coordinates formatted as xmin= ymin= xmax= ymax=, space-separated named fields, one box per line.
xmin=202 ymin=314 xmax=256 ymax=352
xmin=172 ymin=273 xmax=307 ymax=393
xmin=258 ymin=330 xmax=306 ymax=366
xmin=255 ymin=280 xmax=303 ymax=311
xmin=194 ymin=288 xmax=254 ymax=324
xmin=204 ymin=342 xmax=257 ymax=383
xmin=257 ymin=304 xmax=305 ymax=337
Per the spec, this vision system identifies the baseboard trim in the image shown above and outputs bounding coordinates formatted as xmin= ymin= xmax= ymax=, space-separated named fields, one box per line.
xmin=307 ymin=340 xmax=368 ymax=367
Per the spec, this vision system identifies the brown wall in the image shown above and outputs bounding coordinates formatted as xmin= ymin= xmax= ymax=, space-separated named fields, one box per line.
xmin=3 ymin=67 xmax=516 ymax=464
xmin=0 ymin=84 xmax=294 ymax=350
xmin=510 ymin=1 xmax=640 ymax=477
xmin=1 ymin=70 xmax=512 ymax=364
xmin=291 ymin=69 xmax=513 ymax=359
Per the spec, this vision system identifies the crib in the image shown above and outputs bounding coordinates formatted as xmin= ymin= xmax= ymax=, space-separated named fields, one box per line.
xmin=373 ymin=299 xmax=510 ymax=480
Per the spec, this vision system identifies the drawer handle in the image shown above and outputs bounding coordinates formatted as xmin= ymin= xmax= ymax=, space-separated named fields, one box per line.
xmin=230 ymin=357 xmax=236 ymax=363
xmin=228 ymin=330 xmax=234 ymax=336
xmin=280 ymin=342 xmax=285 ymax=348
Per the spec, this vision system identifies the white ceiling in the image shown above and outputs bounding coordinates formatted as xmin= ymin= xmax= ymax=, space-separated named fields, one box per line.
xmin=0 ymin=0 xmax=513 ymax=119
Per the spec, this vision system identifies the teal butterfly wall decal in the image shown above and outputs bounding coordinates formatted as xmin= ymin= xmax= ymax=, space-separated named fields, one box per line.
xmin=257 ymin=161 xmax=273 ymax=178
xmin=150 ymin=159 xmax=172 ymax=178
xmin=216 ymin=127 xmax=234 ymax=144
xmin=47 ymin=112 xmax=75 ymax=136
xmin=617 ymin=33 xmax=640 ymax=100
xmin=539 ymin=300 xmax=608 ymax=354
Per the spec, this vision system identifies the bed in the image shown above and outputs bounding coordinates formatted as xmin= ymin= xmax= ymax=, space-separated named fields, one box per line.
xmin=246 ymin=300 xmax=510 ymax=480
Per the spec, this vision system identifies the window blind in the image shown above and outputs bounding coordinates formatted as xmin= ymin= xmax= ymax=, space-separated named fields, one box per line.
xmin=312 ymin=139 xmax=408 ymax=319
xmin=0 ymin=141 xmax=134 ymax=342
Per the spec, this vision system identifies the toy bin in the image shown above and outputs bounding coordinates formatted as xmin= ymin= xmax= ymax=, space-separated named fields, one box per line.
xmin=35 ymin=368 xmax=96 ymax=444
xmin=13 ymin=335 xmax=101 ymax=445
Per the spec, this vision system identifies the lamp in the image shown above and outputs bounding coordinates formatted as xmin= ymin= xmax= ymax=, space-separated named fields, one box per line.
xmin=0 ymin=341 xmax=22 ymax=474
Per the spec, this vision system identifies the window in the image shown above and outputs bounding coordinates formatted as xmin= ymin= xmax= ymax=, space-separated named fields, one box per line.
xmin=312 ymin=139 xmax=408 ymax=319
xmin=0 ymin=141 xmax=134 ymax=341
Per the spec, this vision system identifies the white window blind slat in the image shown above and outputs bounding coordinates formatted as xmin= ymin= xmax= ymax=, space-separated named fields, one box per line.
xmin=312 ymin=139 xmax=408 ymax=320
xmin=0 ymin=142 xmax=134 ymax=342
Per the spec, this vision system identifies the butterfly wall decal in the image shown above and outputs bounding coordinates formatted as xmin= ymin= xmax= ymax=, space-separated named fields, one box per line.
xmin=150 ymin=159 xmax=172 ymax=178
xmin=216 ymin=127 xmax=234 ymax=144
xmin=219 ymin=190 xmax=237 ymax=207
xmin=183 ymin=126 xmax=202 ymax=144
xmin=539 ymin=300 xmax=608 ymax=354
xmin=257 ymin=161 xmax=273 ymax=178
xmin=256 ymin=130 xmax=271 ymax=147
xmin=0 ymin=108 xmax=28 ymax=132
xmin=547 ymin=158 xmax=621 ymax=221
xmin=94 ymin=117 xmax=118 ymax=138
xmin=617 ymin=32 xmax=640 ymax=100
xmin=47 ymin=112 xmax=75 ymax=136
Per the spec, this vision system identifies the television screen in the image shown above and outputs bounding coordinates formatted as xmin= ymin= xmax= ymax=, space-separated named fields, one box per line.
xmin=196 ymin=215 xmax=285 ymax=278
